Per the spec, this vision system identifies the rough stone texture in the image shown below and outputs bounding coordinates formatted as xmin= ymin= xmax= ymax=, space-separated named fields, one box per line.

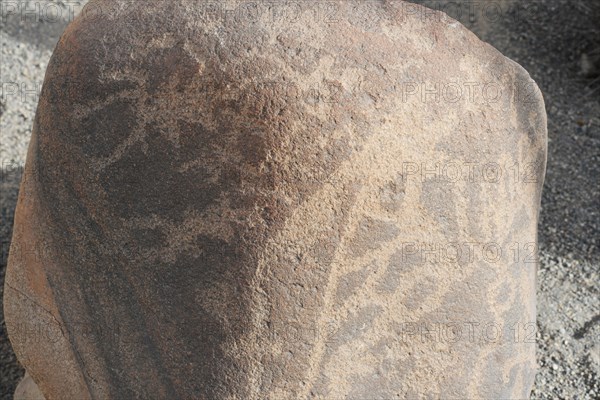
xmin=3 ymin=0 xmax=547 ymax=399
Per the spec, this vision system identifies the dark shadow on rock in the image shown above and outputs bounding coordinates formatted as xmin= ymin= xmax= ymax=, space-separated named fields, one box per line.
xmin=0 ymin=165 xmax=25 ymax=400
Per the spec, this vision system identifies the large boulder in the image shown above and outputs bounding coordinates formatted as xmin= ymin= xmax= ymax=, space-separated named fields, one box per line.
xmin=4 ymin=0 xmax=547 ymax=398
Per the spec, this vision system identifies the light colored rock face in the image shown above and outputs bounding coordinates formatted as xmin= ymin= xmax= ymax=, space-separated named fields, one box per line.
xmin=14 ymin=373 xmax=45 ymax=400
xmin=4 ymin=0 xmax=547 ymax=399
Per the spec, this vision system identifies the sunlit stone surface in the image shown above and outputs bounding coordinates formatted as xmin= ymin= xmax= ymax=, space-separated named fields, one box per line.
xmin=5 ymin=1 xmax=547 ymax=398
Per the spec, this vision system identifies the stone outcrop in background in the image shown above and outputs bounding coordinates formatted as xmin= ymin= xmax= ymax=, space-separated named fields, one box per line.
xmin=4 ymin=0 xmax=546 ymax=398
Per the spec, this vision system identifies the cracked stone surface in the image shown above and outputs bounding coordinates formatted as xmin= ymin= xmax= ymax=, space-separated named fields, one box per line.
xmin=3 ymin=0 xmax=547 ymax=398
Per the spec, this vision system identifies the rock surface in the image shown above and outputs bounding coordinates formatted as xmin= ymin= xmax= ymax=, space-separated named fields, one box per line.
xmin=14 ymin=373 xmax=45 ymax=400
xmin=4 ymin=0 xmax=547 ymax=399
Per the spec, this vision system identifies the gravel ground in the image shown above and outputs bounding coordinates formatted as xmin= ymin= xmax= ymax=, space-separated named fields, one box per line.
xmin=1 ymin=1 xmax=598 ymax=399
